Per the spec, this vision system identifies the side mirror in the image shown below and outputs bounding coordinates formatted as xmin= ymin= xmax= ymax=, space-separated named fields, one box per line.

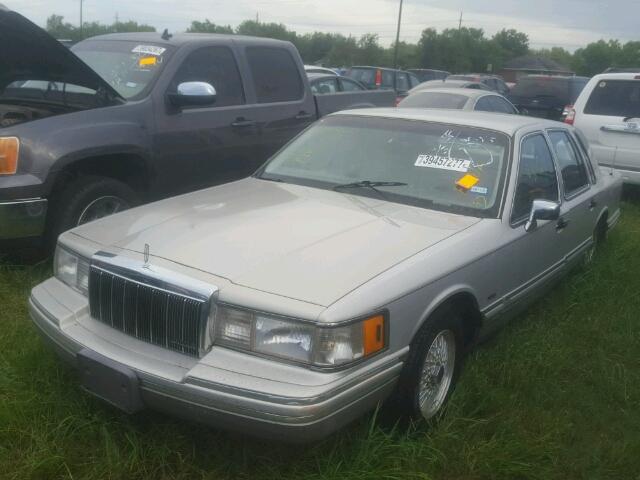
xmin=168 ymin=81 xmax=216 ymax=107
xmin=525 ymin=199 xmax=560 ymax=232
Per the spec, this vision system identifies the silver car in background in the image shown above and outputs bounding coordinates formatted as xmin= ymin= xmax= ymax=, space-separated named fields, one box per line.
xmin=29 ymin=109 xmax=622 ymax=441
xmin=398 ymin=88 xmax=518 ymax=114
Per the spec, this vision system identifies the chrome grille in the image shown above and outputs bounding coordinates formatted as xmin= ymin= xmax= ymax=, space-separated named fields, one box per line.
xmin=88 ymin=266 xmax=206 ymax=357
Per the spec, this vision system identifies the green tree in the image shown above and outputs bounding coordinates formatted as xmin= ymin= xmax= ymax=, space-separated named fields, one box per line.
xmin=186 ymin=19 xmax=232 ymax=34
xmin=235 ymin=20 xmax=296 ymax=43
xmin=492 ymin=29 xmax=529 ymax=59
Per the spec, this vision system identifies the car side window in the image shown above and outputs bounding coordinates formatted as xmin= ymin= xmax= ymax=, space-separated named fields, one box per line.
xmin=474 ymin=96 xmax=494 ymax=112
xmin=548 ymin=130 xmax=590 ymax=195
xmin=491 ymin=96 xmax=518 ymax=114
xmin=512 ymin=134 xmax=560 ymax=222
xmin=246 ymin=47 xmax=303 ymax=103
xmin=340 ymin=78 xmax=364 ymax=92
xmin=311 ymin=78 xmax=338 ymax=94
xmin=396 ymin=73 xmax=410 ymax=91
xmin=171 ymin=46 xmax=244 ymax=107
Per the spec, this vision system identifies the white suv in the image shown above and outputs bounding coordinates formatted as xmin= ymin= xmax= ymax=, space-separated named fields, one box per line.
xmin=567 ymin=73 xmax=640 ymax=184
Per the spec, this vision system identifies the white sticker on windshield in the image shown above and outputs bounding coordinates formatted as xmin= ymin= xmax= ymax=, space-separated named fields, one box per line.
xmin=414 ymin=155 xmax=471 ymax=172
xmin=470 ymin=186 xmax=488 ymax=195
xmin=132 ymin=45 xmax=166 ymax=56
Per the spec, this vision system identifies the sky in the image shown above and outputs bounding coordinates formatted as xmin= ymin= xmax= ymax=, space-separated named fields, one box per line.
xmin=6 ymin=0 xmax=639 ymax=51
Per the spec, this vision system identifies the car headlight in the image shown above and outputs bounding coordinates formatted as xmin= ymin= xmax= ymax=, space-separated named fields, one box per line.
xmin=213 ymin=305 xmax=386 ymax=367
xmin=0 ymin=137 xmax=19 ymax=175
xmin=54 ymin=245 xmax=90 ymax=296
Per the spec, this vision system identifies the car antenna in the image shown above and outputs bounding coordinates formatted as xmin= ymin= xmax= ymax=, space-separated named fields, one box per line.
xmin=161 ymin=29 xmax=172 ymax=41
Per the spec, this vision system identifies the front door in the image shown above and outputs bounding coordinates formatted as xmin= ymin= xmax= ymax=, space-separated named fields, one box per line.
xmin=152 ymin=44 xmax=262 ymax=196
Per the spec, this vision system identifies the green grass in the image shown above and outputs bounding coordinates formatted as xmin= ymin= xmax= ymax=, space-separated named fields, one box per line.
xmin=2 ymin=200 xmax=640 ymax=480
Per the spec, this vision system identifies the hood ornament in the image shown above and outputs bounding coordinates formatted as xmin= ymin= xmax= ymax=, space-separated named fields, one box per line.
xmin=143 ymin=243 xmax=150 ymax=268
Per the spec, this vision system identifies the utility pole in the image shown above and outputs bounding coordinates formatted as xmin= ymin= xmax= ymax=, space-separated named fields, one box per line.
xmin=458 ymin=10 xmax=463 ymax=30
xmin=79 ymin=0 xmax=84 ymax=38
xmin=392 ymin=0 xmax=404 ymax=70
xmin=256 ymin=11 xmax=259 ymax=23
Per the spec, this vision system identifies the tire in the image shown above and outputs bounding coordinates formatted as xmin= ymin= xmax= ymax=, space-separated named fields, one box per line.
xmin=396 ymin=305 xmax=465 ymax=422
xmin=47 ymin=176 xmax=138 ymax=250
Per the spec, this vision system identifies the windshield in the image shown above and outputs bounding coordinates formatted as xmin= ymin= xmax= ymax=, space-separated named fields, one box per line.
xmin=259 ymin=115 xmax=510 ymax=218
xmin=510 ymin=77 xmax=569 ymax=101
xmin=71 ymin=40 xmax=173 ymax=99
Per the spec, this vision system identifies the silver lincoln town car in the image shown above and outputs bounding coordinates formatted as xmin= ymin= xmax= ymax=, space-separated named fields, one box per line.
xmin=30 ymin=109 xmax=622 ymax=441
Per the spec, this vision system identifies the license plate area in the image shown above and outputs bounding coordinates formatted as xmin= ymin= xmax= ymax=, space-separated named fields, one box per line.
xmin=77 ymin=349 xmax=144 ymax=414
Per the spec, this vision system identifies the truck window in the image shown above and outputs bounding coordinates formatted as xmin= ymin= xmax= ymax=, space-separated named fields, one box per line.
xmin=172 ymin=46 xmax=244 ymax=107
xmin=246 ymin=47 xmax=304 ymax=103
xmin=584 ymin=79 xmax=640 ymax=117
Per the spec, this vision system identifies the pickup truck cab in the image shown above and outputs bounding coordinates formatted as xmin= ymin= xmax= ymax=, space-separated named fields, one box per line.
xmin=0 ymin=7 xmax=395 ymax=249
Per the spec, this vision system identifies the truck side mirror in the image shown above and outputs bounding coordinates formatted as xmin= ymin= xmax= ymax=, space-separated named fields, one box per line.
xmin=168 ymin=82 xmax=217 ymax=107
xmin=525 ymin=199 xmax=560 ymax=232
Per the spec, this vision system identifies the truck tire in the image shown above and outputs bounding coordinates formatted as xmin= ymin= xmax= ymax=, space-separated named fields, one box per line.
xmin=48 ymin=176 xmax=138 ymax=249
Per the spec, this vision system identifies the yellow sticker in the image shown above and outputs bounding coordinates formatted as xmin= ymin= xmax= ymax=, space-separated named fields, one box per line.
xmin=139 ymin=56 xmax=157 ymax=67
xmin=456 ymin=174 xmax=480 ymax=191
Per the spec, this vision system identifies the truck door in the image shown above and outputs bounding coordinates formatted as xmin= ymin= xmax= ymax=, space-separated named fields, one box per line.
xmin=152 ymin=44 xmax=262 ymax=195
xmin=238 ymin=43 xmax=317 ymax=161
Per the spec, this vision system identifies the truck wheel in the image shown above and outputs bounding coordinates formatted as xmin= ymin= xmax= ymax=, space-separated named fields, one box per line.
xmin=397 ymin=305 xmax=465 ymax=422
xmin=48 ymin=176 xmax=138 ymax=248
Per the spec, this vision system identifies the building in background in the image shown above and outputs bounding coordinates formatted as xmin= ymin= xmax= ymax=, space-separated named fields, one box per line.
xmin=499 ymin=55 xmax=574 ymax=83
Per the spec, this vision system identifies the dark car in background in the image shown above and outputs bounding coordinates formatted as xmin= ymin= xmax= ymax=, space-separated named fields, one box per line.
xmin=407 ymin=69 xmax=450 ymax=83
xmin=448 ymin=74 xmax=511 ymax=95
xmin=345 ymin=66 xmax=421 ymax=102
xmin=508 ymin=75 xmax=590 ymax=121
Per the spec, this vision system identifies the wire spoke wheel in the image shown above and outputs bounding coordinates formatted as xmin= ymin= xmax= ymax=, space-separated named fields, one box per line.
xmin=418 ymin=329 xmax=456 ymax=419
xmin=77 ymin=195 xmax=129 ymax=225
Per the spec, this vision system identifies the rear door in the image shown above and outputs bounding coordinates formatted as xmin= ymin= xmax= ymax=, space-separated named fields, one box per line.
xmin=238 ymin=43 xmax=317 ymax=162
xmin=152 ymin=43 xmax=261 ymax=194
xmin=574 ymin=78 xmax=640 ymax=174
xmin=546 ymin=129 xmax=596 ymax=264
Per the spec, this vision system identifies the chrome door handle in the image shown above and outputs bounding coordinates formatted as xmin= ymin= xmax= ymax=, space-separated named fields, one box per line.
xmin=231 ymin=119 xmax=257 ymax=127
xmin=589 ymin=199 xmax=597 ymax=210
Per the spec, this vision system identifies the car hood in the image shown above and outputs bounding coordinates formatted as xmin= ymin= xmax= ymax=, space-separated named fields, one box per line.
xmin=72 ymin=178 xmax=481 ymax=306
xmin=0 ymin=6 xmax=122 ymax=99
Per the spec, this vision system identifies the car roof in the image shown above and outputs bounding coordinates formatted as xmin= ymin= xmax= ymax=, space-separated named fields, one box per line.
xmin=307 ymin=73 xmax=337 ymax=80
xmin=350 ymin=65 xmax=411 ymax=73
xmin=589 ymin=72 xmax=640 ymax=81
xmin=84 ymin=32 xmax=293 ymax=48
xmin=409 ymin=88 xmax=493 ymax=99
xmin=519 ymin=74 xmax=590 ymax=81
xmin=331 ymin=108 xmax=564 ymax=136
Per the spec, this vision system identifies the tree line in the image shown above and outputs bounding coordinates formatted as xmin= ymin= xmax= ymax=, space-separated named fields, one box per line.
xmin=46 ymin=14 xmax=640 ymax=77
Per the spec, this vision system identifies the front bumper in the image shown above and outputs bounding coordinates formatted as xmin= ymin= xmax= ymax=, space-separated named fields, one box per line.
xmin=28 ymin=279 xmax=404 ymax=442
xmin=0 ymin=198 xmax=47 ymax=240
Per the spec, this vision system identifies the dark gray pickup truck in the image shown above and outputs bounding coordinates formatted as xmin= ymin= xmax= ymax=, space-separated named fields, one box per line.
xmin=0 ymin=6 xmax=395 ymax=249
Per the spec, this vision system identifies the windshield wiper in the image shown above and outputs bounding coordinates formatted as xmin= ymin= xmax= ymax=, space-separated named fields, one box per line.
xmin=333 ymin=180 xmax=407 ymax=200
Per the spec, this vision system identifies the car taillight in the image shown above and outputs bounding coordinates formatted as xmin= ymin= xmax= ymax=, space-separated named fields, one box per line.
xmin=375 ymin=69 xmax=382 ymax=88
xmin=564 ymin=105 xmax=576 ymax=125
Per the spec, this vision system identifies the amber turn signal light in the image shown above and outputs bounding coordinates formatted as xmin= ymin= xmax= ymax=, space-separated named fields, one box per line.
xmin=0 ymin=137 xmax=19 ymax=175
xmin=362 ymin=314 xmax=385 ymax=356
